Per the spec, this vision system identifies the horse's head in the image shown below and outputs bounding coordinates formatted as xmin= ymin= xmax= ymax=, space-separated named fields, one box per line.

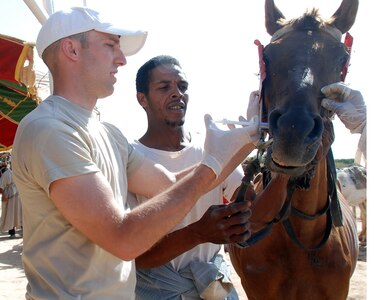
xmin=262 ymin=0 xmax=358 ymax=176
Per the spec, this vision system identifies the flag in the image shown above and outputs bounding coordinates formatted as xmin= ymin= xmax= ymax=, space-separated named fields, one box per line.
xmin=0 ymin=34 xmax=40 ymax=151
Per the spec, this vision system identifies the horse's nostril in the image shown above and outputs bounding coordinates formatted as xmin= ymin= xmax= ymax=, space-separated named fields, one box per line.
xmin=266 ymin=107 xmax=324 ymax=168
xmin=269 ymin=108 xmax=323 ymax=141
xmin=308 ymin=116 xmax=324 ymax=140
xmin=268 ymin=109 xmax=282 ymax=134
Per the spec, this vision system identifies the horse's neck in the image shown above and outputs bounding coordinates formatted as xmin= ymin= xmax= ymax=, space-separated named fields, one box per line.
xmin=291 ymin=159 xmax=328 ymax=216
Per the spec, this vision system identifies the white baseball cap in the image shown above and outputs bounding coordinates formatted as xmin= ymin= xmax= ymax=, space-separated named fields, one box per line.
xmin=36 ymin=7 xmax=148 ymax=57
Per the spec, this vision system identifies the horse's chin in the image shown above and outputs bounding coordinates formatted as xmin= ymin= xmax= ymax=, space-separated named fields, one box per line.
xmin=265 ymin=149 xmax=311 ymax=176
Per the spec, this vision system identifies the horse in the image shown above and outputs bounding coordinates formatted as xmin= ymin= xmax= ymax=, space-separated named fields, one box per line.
xmin=337 ymin=165 xmax=366 ymax=244
xmin=228 ymin=0 xmax=359 ymax=299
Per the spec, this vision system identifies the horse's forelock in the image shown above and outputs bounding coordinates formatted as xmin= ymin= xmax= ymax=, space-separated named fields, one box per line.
xmin=281 ymin=9 xmax=331 ymax=31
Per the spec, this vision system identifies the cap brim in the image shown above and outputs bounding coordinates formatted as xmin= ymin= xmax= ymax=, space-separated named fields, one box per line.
xmin=120 ymin=31 xmax=148 ymax=56
xmin=96 ymin=26 xmax=147 ymax=56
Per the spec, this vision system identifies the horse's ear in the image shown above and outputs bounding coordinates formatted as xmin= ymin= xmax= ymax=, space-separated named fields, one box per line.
xmin=265 ymin=0 xmax=286 ymax=35
xmin=330 ymin=0 xmax=359 ymax=33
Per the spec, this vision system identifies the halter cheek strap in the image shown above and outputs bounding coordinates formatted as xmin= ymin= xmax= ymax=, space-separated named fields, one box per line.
xmin=254 ymin=39 xmax=268 ymax=145
xmin=341 ymin=32 xmax=353 ymax=82
xmin=254 ymin=39 xmax=266 ymax=95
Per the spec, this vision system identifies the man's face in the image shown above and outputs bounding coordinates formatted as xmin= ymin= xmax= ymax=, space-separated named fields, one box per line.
xmin=143 ymin=64 xmax=189 ymax=128
xmin=80 ymin=31 xmax=126 ymax=99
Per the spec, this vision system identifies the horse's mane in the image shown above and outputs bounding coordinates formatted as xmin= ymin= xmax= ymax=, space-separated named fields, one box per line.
xmin=278 ymin=9 xmax=334 ymax=31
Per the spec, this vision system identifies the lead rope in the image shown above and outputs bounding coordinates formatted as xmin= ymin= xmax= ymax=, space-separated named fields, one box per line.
xmin=327 ymin=148 xmax=344 ymax=226
xmin=234 ymin=157 xmax=275 ymax=248
xmin=234 ymin=40 xmax=270 ymax=248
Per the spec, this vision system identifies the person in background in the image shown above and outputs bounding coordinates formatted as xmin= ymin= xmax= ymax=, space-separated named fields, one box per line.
xmin=129 ymin=55 xmax=290 ymax=300
xmin=0 ymin=157 xmax=23 ymax=239
xmin=321 ymin=82 xmax=367 ymax=167
xmin=12 ymin=7 xmax=259 ymax=299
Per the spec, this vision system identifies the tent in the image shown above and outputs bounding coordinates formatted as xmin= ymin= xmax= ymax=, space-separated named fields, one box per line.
xmin=0 ymin=34 xmax=41 ymax=151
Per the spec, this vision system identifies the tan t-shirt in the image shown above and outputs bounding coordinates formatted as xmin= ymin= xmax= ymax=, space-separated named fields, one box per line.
xmin=12 ymin=96 xmax=144 ymax=299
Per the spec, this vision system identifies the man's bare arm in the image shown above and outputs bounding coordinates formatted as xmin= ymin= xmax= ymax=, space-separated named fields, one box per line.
xmin=50 ymin=164 xmax=216 ymax=261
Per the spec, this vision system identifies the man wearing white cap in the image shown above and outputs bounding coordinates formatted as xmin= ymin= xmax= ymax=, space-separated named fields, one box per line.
xmin=12 ymin=7 xmax=260 ymax=299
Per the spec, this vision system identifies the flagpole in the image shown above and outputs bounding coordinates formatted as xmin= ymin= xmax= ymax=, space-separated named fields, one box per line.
xmin=43 ymin=0 xmax=55 ymax=15
xmin=23 ymin=0 xmax=49 ymax=25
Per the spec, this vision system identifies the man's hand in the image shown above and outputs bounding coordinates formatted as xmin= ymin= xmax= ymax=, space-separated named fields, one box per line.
xmin=321 ymin=82 xmax=366 ymax=134
xmin=190 ymin=201 xmax=252 ymax=244
xmin=202 ymin=94 xmax=259 ymax=176
xmin=240 ymin=91 xmax=261 ymax=142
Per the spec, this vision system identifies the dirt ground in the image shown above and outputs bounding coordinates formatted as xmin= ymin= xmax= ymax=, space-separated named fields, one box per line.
xmin=0 ymin=220 xmax=367 ymax=299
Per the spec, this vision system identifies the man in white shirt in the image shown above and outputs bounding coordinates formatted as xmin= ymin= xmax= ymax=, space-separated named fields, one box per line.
xmin=129 ymin=55 xmax=289 ymax=299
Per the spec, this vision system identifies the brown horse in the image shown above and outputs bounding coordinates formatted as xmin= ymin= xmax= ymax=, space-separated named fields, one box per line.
xmin=228 ymin=0 xmax=359 ymax=299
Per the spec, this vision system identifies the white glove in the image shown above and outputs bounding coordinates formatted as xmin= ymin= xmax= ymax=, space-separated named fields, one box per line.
xmin=202 ymin=95 xmax=259 ymax=177
xmin=321 ymin=82 xmax=366 ymax=134
xmin=242 ymin=91 xmax=261 ymax=142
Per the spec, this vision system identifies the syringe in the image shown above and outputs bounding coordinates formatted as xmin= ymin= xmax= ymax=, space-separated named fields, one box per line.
xmin=215 ymin=118 xmax=269 ymax=129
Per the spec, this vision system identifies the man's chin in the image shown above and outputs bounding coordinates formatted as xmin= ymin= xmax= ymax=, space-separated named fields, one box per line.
xmin=165 ymin=119 xmax=185 ymax=127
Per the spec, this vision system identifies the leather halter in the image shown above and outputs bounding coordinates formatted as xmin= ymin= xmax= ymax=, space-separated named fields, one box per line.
xmin=235 ymin=150 xmax=340 ymax=250
xmin=280 ymin=149 xmax=340 ymax=251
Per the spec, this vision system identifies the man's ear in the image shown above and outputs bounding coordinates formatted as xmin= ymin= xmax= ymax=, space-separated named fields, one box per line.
xmin=60 ymin=38 xmax=79 ymax=61
xmin=136 ymin=92 xmax=148 ymax=109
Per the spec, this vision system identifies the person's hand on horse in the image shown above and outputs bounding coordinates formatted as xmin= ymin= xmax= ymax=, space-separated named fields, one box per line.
xmin=189 ymin=201 xmax=252 ymax=244
xmin=202 ymin=96 xmax=259 ymax=177
xmin=321 ymin=82 xmax=366 ymax=134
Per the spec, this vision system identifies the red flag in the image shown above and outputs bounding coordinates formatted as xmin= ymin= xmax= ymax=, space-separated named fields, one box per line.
xmin=0 ymin=34 xmax=40 ymax=151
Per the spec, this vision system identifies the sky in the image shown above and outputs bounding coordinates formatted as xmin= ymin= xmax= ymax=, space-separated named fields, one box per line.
xmin=1 ymin=0 xmax=373 ymax=293
xmin=1 ymin=0 xmax=371 ymax=161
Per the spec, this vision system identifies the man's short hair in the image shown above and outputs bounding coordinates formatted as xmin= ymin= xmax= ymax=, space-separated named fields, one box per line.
xmin=136 ymin=55 xmax=181 ymax=94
